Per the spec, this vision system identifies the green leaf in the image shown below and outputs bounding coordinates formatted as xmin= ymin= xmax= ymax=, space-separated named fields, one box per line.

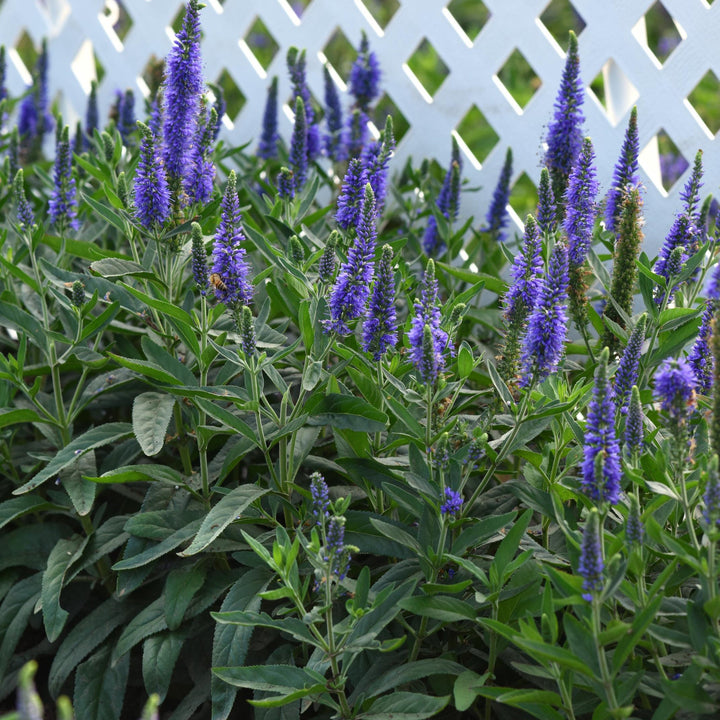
xmin=612 ymin=595 xmax=663 ymax=674
xmin=90 ymin=257 xmax=156 ymax=280
xmin=74 ymin=644 xmax=130 ymax=720
xmin=458 ymin=345 xmax=474 ymax=379
xmin=658 ymin=307 xmax=700 ymax=332
xmin=114 ymin=597 xmax=166 ymax=660
xmin=81 ymin=193 xmax=128 ymax=234
xmin=179 ymin=485 xmax=268 ymax=556
xmin=307 ymin=393 xmax=388 ymax=432
xmin=452 ymin=511 xmax=516 ymax=555
xmin=486 ymin=359 xmax=514 ymax=408
xmin=359 ymin=691 xmax=450 ymax=719
xmin=211 ymin=610 xmax=318 ymax=646
xmin=398 ymin=595 xmax=476 ymax=622
xmin=133 ymin=392 xmax=176 ymax=457
xmin=142 ymin=631 xmax=185 ymax=702
xmin=454 ymin=670 xmax=490 ymax=712
xmin=0 ymin=301 xmax=46 ymax=351
xmin=41 ymin=536 xmax=89 ymax=642
xmin=49 ymin=597 xmax=136 ymax=698
xmin=0 ymin=574 xmax=42 ymax=680
xmin=212 ymin=664 xmax=325 ymax=695
xmin=164 ymin=568 xmax=205 ymax=630
xmin=108 ymin=354 xmax=185 ymax=386
xmin=120 ymin=282 xmax=195 ymax=327
xmin=0 ymin=495 xmax=59 ymax=531
xmin=0 ymin=408 xmax=43 ymax=429
xmin=62 ymin=452 xmax=97 ymax=516
xmin=362 ymin=659 xmax=465 ymax=701
xmin=211 ymin=568 xmax=273 ymax=720
xmin=369 ymin=518 xmax=422 ymax=554
xmin=436 ymin=260 xmax=506 ymax=295
xmin=113 ymin=519 xmax=202 ymax=570
xmin=491 ymin=508 xmax=532 ymax=585
xmin=13 ymin=423 xmax=134 ymax=494
xmin=85 ymin=464 xmax=183 ymax=485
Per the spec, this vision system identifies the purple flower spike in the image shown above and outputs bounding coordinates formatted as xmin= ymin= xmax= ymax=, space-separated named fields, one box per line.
xmin=440 ymin=487 xmax=463 ymax=517
xmin=325 ymin=183 xmax=377 ymax=334
xmin=211 ymin=171 xmax=253 ymax=308
xmin=84 ymin=81 xmax=99 ymax=150
xmin=0 ymin=46 xmax=6 ymax=107
xmin=424 ymin=138 xmax=462 ymax=255
xmin=287 ymin=47 xmax=320 ymax=160
xmin=536 ymin=167 xmax=556 ymax=236
xmin=582 ymin=348 xmax=622 ymax=506
xmin=579 ymin=510 xmax=604 ymax=601
xmin=346 ymin=108 xmax=369 ymax=159
xmin=605 ymin=106 xmax=639 ymax=233
xmin=310 ymin=472 xmax=330 ymax=523
xmin=336 ymin=159 xmax=368 ymax=230
xmin=323 ymin=66 xmax=345 ymax=161
xmin=48 ymin=126 xmax=80 ymax=231
xmin=162 ymin=0 xmax=204 ymax=187
xmin=349 ymin=31 xmax=381 ymax=112
xmin=13 ymin=170 xmax=35 ymax=230
xmin=134 ymin=122 xmax=170 ymax=230
xmin=185 ymin=105 xmax=216 ymax=204
xmin=625 ymin=386 xmax=644 ymax=456
xmin=484 ymin=148 xmax=512 ymax=241
xmin=688 ymin=302 xmax=715 ymax=394
xmin=704 ymin=458 xmax=720 ymax=528
xmin=289 ymin=96 xmax=308 ymax=192
xmin=35 ymin=39 xmax=53 ymax=138
xmin=258 ymin=76 xmax=279 ymax=160
xmin=520 ymin=241 xmax=569 ymax=384
xmin=362 ymin=244 xmax=397 ymax=361
xmin=408 ymin=259 xmax=449 ymax=384
xmin=545 ymin=31 xmax=585 ymax=211
xmin=564 ymin=137 xmax=598 ymax=267
xmin=362 ymin=115 xmax=395 ymax=217
xmin=277 ymin=167 xmax=295 ymax=200
xmin=504 ymin=215 xmax=543 ymax=323
xmin=614 ymin=314 xmax=647 ymax=411
xmin=654 ymin=357 xmax=697 ymax=422
xmin=118 ymin=89 xmax=136 ymax=145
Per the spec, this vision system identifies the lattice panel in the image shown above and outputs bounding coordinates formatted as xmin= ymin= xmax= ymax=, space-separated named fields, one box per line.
xmin=2 ymin=0 xmax=720 ymax=254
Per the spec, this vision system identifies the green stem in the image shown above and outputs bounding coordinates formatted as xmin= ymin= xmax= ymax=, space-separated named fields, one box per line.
xmin=591 ymin=597 xmax=619 ymax=711
xmin=484 ymin=601 xmax=500 ymax=720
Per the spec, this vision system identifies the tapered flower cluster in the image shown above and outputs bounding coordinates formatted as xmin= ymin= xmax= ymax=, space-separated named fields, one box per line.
xmin=520 ymin=241 xmax=569 ymax=384
xmin=48 ymin=126 xmax=80 ymax=231
xmin=625 ymin=386 xmax=644 ymax=455
xmin=325 ymin=184 xmax=377 ymax=334
xmin=504 ymin=216 xmax=543 ymax=323
xmin=210 ymin=171 xmax=252 ymax=308
xmin=190 ymin=222 xmax=208 ymax=295
xmin=579 ymin=510 xmax=604 ymax=601
xmin=581 ymin=348 xmax=622 ymax=505
xmin=289 ymin=97 xmax=308 ymax=192
xmin=323 ymin=67 xmax=344 ymax=161
xmin=545 ymin=31 xmax=585 ymax=210
xmin=346 ymin=32 xmax=381 ymax=156
xmin=336 ymin=159 xmax=368 ymax=230
xmin=258 ymin=77 xmax=279 ymax=159
xmin=85 ymin=81 xmax=98 ymax=149
xmin=13 ymin=170 xmax=35 ymax=230
xmin=162 ymin=0 xmax=204 ymax=186
xmin=134 ymin=123 xmax=170 ymax=230
xmin=185 ymin=105 xmax=217 ymax=204
xmin=310 ymin=472 xmax=330 ymax=523
xmin=408 ymin=259 xmax=449 ymax=384
xmin=240 ymin=305 xmax=256 ymax=357
xmin=324 ymin=517 xmax=350 ymax=580
xmin=626 ymin=495 xmax=644 ymax=546
xmin=654 ymin=151 xmax=703 ymax=296
xmin=423 ymin=138 xmax=462 ymax=255
xmin=362 ymin=244 xmax=397 ymax=361
xmin=614 ymin=314 xmax=647 ymax=412
xmin=117 ymin=89 xmax=136 ymax=144
xmin=484 ymin=148 xmax=512 ymax=241
xmin=564 ymin=138 xmax=598 ymax=268
xmin=605 ymin=106 xmax=639 ymax=232
xmin=688 ymin=302 xmax=716 ymax=394
xmin=441 ymin=487 xmax=463 ymax=517
xmin=654 ymin=358 xmax=696 ymax=422
xmin=704 ymin=457 xmax=720 ymax=529
xmin=318 ymin=231 xmax=338 ymax=283
xmin=287 ymin=48 xmax=320 ymax=160
xmin=361 ymin=116 xmax=395 ymax=216
xmin=536 ymin=167 xmax=556 ymax=236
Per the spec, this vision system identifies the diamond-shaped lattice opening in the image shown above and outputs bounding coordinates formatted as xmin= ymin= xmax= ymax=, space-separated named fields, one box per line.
xmin=405 ymin=38 xmax=450 ymax=100
xmin=216 ymin=69 xmax=246 ymax=120
xmin=140 ymin=55 xmax=165 ymax=99
xmin=496 ymin=49 xmax=541 ymax=111
xmin=688 ymin=71 xmax=720 ymax=136
xmin=242 ymin=17 xmax=279 ymax=73
xmin=455 ymin=105 xmax=499 ymax=166
xmin=639 ymin=1 xmax=683 ymax=65
xmin=286 ymin=0 xmax=313 ymax=21
xmin=170 ymin=4 xmax=205 ymax=39
xmin=359 ymin=0 xmax=400 ymax=29
xmin=14 ymin=29 xmax=38 ymax=78
xmin=71 ymin=40 xmax=105 ymax=94
xmin=321 ymin=28 xmax=355 ymax=82
xmin=639 ymin=129 xmax=689 ymax=193
xmin=444 ymin=0 xmax=490 ymax=45
xmin=374 ymin=94 xmax=409 ymax=142
xmin=510 ymin=172 xmax=538 ymax=224
xmin=588 ymin=60 xmax=639 ymax=126
xmin=101 ymin=0 xmax=134 ymax=48
xmin=539 ymin=0 xmax=585 ymax=50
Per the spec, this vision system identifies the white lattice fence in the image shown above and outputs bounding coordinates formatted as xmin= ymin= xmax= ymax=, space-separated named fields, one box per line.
xmin=2 ymin=0 xmax=720 ymax=253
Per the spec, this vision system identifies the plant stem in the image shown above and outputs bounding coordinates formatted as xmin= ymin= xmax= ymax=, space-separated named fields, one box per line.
xmin=591 ymin=597 xmax=619 ymax=711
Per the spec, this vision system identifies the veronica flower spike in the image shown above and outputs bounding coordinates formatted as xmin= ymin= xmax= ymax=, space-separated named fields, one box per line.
xmin=134 ymin=122 xmax=170 ymax=230
xmin=545 ymin=30 xmax=585 ymax=213
xmin=210 ymin=171 xmax=253 ymax=308
xmin=484 ymin=147 xmax=512 ymax=241
xmin=423 ymin=138 xmax=463 ymax=255
xmin=579 ymin=510 xmax=604 ymax=601
xmin=287 ymin=47 xmax=320 ymax=160
xmin=324 ymin=183 xmax=377 ymax=334
xmin=536 ymin=167 xmax=556 ymax=236
xmin=605 ymin=106 xmax=639 ymax=233
xmin=162 ymin=0 xmax=204 ymax=189
xmin=336 ymin=158 xmax=368 ymax=230
xmin=323 ymin=66 xmax=345 ymax=161
xmin=520 ymin=241 xmax=570 ymax=385
xmin=581 ymin=347 xmax=622 ymax=506
xmin=564 ymin=137 xmax=599 ymax=269
xmin=258 ymin=76 xmax=279 ymax=160
xmin=289 ymin=96 xmax=308 ymax=192
xmin=362 ymin=244 xmax=398 ymax=361
xmin=48 ymin=126 xmax=80 ymax=232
